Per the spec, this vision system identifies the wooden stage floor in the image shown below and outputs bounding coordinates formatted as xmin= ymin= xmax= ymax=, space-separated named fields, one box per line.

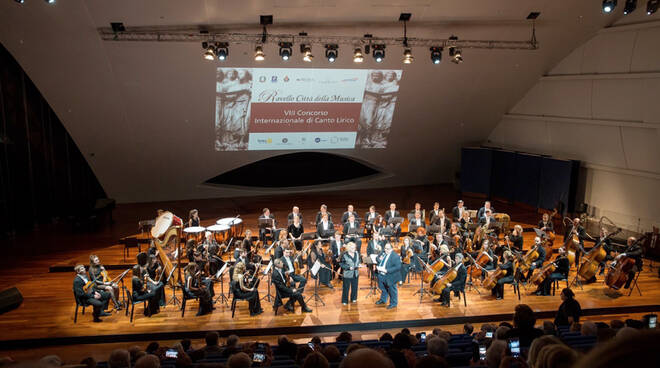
xmin=0 ymin=189 xmax=658 ymax=355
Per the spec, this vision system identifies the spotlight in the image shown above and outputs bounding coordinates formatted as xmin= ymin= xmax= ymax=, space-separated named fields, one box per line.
xmin=278 ymin=42 xmax=292 ymax=61
xmin=301 ymin=45 xmax=313 ymax=62
xmin=45 ymin=0 xmax=56 ymax=4
xmin=648 ymin=0 xmax=659 ymax=14
xmin=215 ymin=42 xmax=228 ymax=61
xmin=603 ymin=0 xmax=617 ymax=13
xmin=402 ymin=49 xmax=414 ymax=64
xmin=449 ymin=48 xmax=463 ymax=64
xmin=430 ymin=47 xmax=442 ymax=64
xmin=353 ymin=48 xmax=364 ymax=63
xmin=15 ymin=0 xmax=24 ymax=3
xmin=372 ymin=44 xmax=385 ymax=63
xmin=624 ymin=0 xmax=637 ymax=14
xmin=325 ymin=44 xmax=338 ymax=63
xmin=202 ymin=42 xmax=216 ymax=61
xmin=254 ymin=45 xmax=265 ymax=61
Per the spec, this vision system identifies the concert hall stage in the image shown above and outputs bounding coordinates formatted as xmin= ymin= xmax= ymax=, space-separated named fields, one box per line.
xmin=1 ymin=187 xmax=658 ymax=355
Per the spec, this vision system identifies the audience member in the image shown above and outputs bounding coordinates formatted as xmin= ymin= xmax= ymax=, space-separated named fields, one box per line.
xmin=581 ymin=321 xmax=597 ymax=336
xmin=414 ymin=354 xmax=448 ymax=368
xmin=616 ymin=326 xmax=639 ymax=340
xmin=339 ymin=348 xmax=394 ymax=368
xmin=486 ymin=340 xmax=506 ymax=368
xmin=310 ymin=336 xmax=322 ymax=345
xmin=596 ymin=327 xmax=616 ymax=343
xmin=535 ymin=343 xmax=579 ymax=368
xmin=345 ymin=343 xmax=367 ymax=356
xmin=498 ymin=322 xmax=513 ymax=329
xmin=80 ymin=356 xmax=96 ymax=368
xmin=295 ymin=345 xmax=314 ymax=366
xmin=322 ymin=345 xmax=342 ymax=363
xmin=576 ymin=330 xmax=660 ymax=368
xmin=277 ymin=335 xmax=298 ymax=358
xmin=527 ymin=335 xmax=562 ymax=368
xmin=180 ymin=339 xmax=192 ymax=352
xmin=569 ymin=322 xmax=581 ymax=332
xmin=336 ymin=331 xmax=353 ymax=343
xmin=145 ymin=343 xmax=159 ymax=355
xmin=506 ymin=304 xmax=543 ymax=347
xmin=610 ymin=319 xmax=625 ymax=330
xmin=302 ymin=352 xmax=329 ymax=368
xmin=494 ymin=326 xmax=510 ymax=340
xmin=200 ymin=331 xmax=222 ymax=355
xmin=134 ymin=355 xmax=159 ymax=368
xmin=226 ymin=352 xmax=252 ymax=368
xmin=380 ymin=332 xmax=393 ymax=342
xmin=222 ymin=335 xmax=241 ymax=358
xmin=554 ymin=288 xmax=581 ymax=326
xmin=463 ymin=323 xmax=474 ymax=335
xmin=108 ymin=350 xmax=130 ymax=368
xmin=426 ymin=335 xmax=448 ymax=358
xmin=128 ymin=346 xmax=142 ymax=364
xmin=39 ymin=355 xmax=62 ymax=368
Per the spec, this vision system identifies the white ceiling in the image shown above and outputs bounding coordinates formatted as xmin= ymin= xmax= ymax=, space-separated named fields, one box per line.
xmin=0 ymin=0 xmax=635 ymax=203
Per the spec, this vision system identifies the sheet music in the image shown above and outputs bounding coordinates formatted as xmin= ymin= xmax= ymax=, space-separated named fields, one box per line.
xmin=311 ymin=260 xmax=321 ymax=276
xmin=370 ymin=254 xmax=378 ymax=264
xmin=216 ymin=263 xmax=228 ymax=278
xmin=263 ymin=260 xmax=273 ymax=274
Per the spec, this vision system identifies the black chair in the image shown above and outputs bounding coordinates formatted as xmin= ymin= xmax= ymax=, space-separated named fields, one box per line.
xmin=273 ymin=286 xmax=284 ymax=315
xmin=125 ymin=287 xmax=147 ymax=322
xmin=447 ymin=288 xmax=467 ymax=307
xmin=123 ymin=237 xmax=140 ymax=261
xmin=230 ymin=280 xmax=251 ymax=318
xmin=552 ymin=277 xmax=569 ymax=296
xmin=73 ymin=291 xmax=88 ymax=323
xmin=180 ymin=283 xmax=198 ymax=317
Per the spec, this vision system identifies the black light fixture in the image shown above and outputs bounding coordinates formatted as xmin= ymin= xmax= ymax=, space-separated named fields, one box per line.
xmin=110 ymin=22 xmax=126 ymax=33
xmin=624 ymin=0 xmax=637 ymax=14
xmin=399 ymin=13 xmax=413 ymax=64
xmin=373 ymin=44 xmax=385 ymax=63
xmin=430 ymin=47 xmax=442 ymax=64
xmin=201 ymin=42 xmax=216 ymax=61
xmin=254 ymin=45 xmax=265 ymax=61
xmin=648 ymin=0 xmax=659 ymax=14
xmin=353 ymin=47 xmax=364 ymax=63
xmin=278 ymin=42 xmax=292 ymax=61
xmin=215 ymin=42 xmax=228 ymax=61
xmin=301 ymin=44 xmax=313 ymax=62
xmin=325 ymin=44 xmax=338 ymax=63
xmin=602 ymin=0 xmax=617 ymax=13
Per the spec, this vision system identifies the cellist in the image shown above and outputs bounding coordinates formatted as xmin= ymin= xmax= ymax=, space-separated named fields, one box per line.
xmin=596 ymin=227 xmax=615 ymax=277
xmin=433 ymin=253 xmax=467 ymax=307
xmin=524 ymin=236 xmax=546 ymax=280
xmin=613 ymin=236 xmax=643 ymax=289
xmin=535 ymin=247 xmax=569 ymax=296
xmin=491 ymin=250 xmax=514 ymax=300
xmin=565 ymin=218 xmax=588 ymax=266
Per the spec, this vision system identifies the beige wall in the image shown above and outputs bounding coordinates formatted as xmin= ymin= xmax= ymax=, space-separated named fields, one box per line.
xmin=488 ymin=21 xmax=660 ymax=232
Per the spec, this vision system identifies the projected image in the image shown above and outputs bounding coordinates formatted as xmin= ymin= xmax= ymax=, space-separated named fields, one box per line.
xmin=356 ymin=70 xmax=401 ymax=149
xmin=214 ymin=68 xmax=402 ymax=151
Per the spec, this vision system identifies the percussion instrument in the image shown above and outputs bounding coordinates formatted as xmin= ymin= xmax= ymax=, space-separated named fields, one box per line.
xmin=207 ymin=224 xmax=230 ymax=244
xmin=217 ymin=217 xmax=244 ymax=239
xmin=183 ymin=226 xmax=206 ymax=244
xmin=493 ymin=213 xmax=511 ymax=233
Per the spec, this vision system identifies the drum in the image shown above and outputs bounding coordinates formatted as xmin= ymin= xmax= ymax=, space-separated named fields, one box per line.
xmin=183 ymin=226 xmax=206 ymax=244
xmin=151 ymin=211 xmax=174 ymax=238
xmin=217 ymin=217 xmax=244 ymax=238
xmin=207 ymin=224 xmax=230 ymax=244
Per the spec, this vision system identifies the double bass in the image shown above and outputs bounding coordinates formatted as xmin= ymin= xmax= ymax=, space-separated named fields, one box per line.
xmin=605 ymin=235 xmax=646 ymax=290
xmin=578 ymin=228 xmax=621 ymax=281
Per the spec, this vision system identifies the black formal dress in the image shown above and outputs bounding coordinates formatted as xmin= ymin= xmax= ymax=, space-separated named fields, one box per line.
xmin=287 ymin=223 xmax=304 ymax=250
xmin=232 ymin=275 xmax=262 ymax=316
xmin=308 ymin=247 xmax=332 ymax=287
xmin=185 ymin=274 xmax=213 ymax=316
xmin=132 ymin=274 xmax=164 ymax=316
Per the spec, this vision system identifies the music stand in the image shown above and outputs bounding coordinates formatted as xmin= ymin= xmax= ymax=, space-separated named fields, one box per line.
xmin=412 ymin=255 xmax=432 ymax=303
xmin=464 ymin=254 xmax=482 ymax=295
xmin=427 ymin=225 xmax=441 ymax=236
xmin=166 ymin=264 xmax=181 ymax=307
xmin=306 ymin=260 xmax=326 ymax=306
xmin=260 ymin=260 xmax=274 ymax=302
xmin=213 ymin=262 xmax=230 ymax=306
xmin=362 ymin=254 xmax=379 ymax=298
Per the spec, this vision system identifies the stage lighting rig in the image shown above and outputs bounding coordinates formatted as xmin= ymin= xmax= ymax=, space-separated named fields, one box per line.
xmin=202 ymin=42 xmax=216 ymax=61
xmin=373 ymin=44 xmax=385 ymax=63
xmin=399 ymin=13 xmax=413 ymax=64
xmin=215 ymin=42 xmax=228 ymax=61
xmin=278 ymin=42 xmax=292 ymax=60
xmin=325 ymin=44 xmax=338 ymax=63
xmin=254 ymin=45 xmax=265 ymax=61
xmin=648 ymin=0 xmax=659 ymax=14
xmin=430 ymin=47 xmax=442 ymax=64
xmin=624 ymin=0 xmax=637 ymax=14
xmin=352 ymin=48 xmax=364 ymax=63
xmin=402 ymin=49 xmax=414 ymax=64
xmin=602 ymin=0 xmax=617 ymax=13
xmin=301 ymin=44 xmax=313 ymax=62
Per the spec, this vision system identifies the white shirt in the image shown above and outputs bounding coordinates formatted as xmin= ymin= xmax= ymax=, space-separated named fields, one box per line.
xmin=415 ymin=219 xmax=421 ymax=226
xmin=459 ymin=207 xmax=464 ymax=217
xmin=335 ymin=241 xmax=342 ymax=253
xmin=349 ymin=221 xmax=356 ymax=228
xmin=369 ymin=212 xmax=375 ymax=219
xmin=379 ymin=252 xmax=391 ymax=272
xmin=391 ymin=210 xmax=395 ymax=217
xmin=322 ymin=221 xmax=329 ymax=230
xmin=285 ymin=257 xmax=294 ymax=272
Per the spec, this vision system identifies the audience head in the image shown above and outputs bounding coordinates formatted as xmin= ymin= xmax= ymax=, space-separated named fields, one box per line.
xmin=542 ymin=321 xmax=556 ymax=336
xmin=527 ymin=335 xmax=562 ymax=368
xmin=205 ymin=331 xmax=219 ymax=347
xmin=379 ymin=332 xmax=393 ymax=342
xmin=134 ymin=355 xmax=159 ymax=368
xmin=426 ymin=335 xmax=448 ymax=357
xmin=560 ymin=288 xmax=575 ymax=301
xmin=226 ymin=352 xmax=252 ymax=368
xmin=145 ymin=343 xmax=159 ymax=355
xmin=494 ymin=326 xmax=510 ymax=340
xmin=39 ymin=356 xmax=62 ymax=368
xmin=616 ymin=326 xmax=639 ymax=340
xmin=536 ymin=343 xmax=579 ymax=368
xmin=295 ymin=345 xmax=314 ymax=365
xmin=392 ymin=332 xmax=412 ymax=350
xmin=486 ymin=340 xmax=506 ymax=368
xmin=414 ymin=355 xmax=448 ymax=368
xmin=339 ymin=348 xmax=394 ymax=368
xmin=569 ymin=322 xmax=582 ymax=332
xmin=498 ymin=321 xmax=513 ymax=329
xmin=577 ymin=330 xmax=660 ymax=368
xmin=463 ymin=323 xmax=474 ymax=335
xmin=302 ymin=352 xmax=329 ymax=368
xmin=226 ymin=334 xmax=240 ymax=347
xmin=128 ymin=346 xmax=142 ymax=363
xmin=581 ymin=321 xmax=598 ymax=336
xmin=321 ymin=345 xmax=341 ymax=362
xmin=513 ymin=304 xmax=536 ymax=329
xmin=180 ymin=339 xmax=191 ymax=352
xmin=345 ymin=343 xmax=367 ymax=356
xmin=310 ymin=336 xmax=322 ymax=345
xmin=336 ymin=331 xmax=353 ymax=343
xmin=108 ymin=349 xmax=131 ymax=368
xmin=610 ymin=319 xmax=625 ymax=330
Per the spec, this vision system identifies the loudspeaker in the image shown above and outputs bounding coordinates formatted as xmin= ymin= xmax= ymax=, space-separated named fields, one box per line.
xmin=0 ymin=287 xmax=23 ymax=314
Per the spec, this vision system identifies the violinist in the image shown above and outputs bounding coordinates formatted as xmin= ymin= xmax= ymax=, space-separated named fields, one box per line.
xmin=448 ymin=223 xmax=463 ymax=249
xmin=614 ymin=236 xmax=643 ymax=289
xmin=408 ymin=210 xmax=426 ymax=234
xmin=399 ymin=236 xmax=415 ymax=284
xmin=330 ymin=232 xmax=344 ymax=262
xmin=452 ymin=200 xmax=468 ymax=221
xmin=429 ymin=232 xmax=443 ymax=260
xmin=184 ymin=263 xmax=213 ymax=316
xmin=536 ymin=247 xmax=569 ymax=296
xmin=258 ymin=208 xmax=278 ymax=245
xmin=434 ymin=253 xmax=467 ymax=307
xmin=232 ymin=262 xmax=263 ymax=316
xmin=236 ymin=249 xmax=256 ymax=273
xmin=384 ymin=203 xmax=402 ymax=240
xmin=308 ymin=240 xmax=333 ymax=289
xmin=367 ymin=233 xmax=385 ymax=258
xmin=131 ymin=264 xmax=164 ymax=317
xmin=74 ymin=264 xmax=111 ymax=322
xmin=340 ymin=242 xmax=361 ymax=305
xmin=524 ymin=236 xmax=546 ymax=280
xmin=88 ymin=255 xmax=122 ymax=311
xmin=287 ymin=206 xmax=303 ymax=224
xmin=565 ymin=218 xmax=588 ymax=266
xmin=436 ymin=244 xmax=453 ymax=268
xmin=341 ymin=204 xmax=359 ymax=224
xmin=430 ymin=209 xmax=449 ymax=234
xmin=207 ymin=244 xmax=225 ymax=277
xmin=414 ymin=227 xmax=430 ymax=265
xmin=273 ymin=238 xmax=287 ymax=261
xmin=506 ymin=225 xmax=524 ymax=253
xmin=272 ymin=259 xmax=312 ymax=313
xmin=237 ymin=229 xmax=255 ymax=261
xmin=188 ymin=209 xmax=200 ymax=228
xmin=316 ymin=213 xmax=335 ymax=239
xmin=203 ymin=231 xmax=219 ymax=249
xmin=539 ymin=212 xmax=553 ymax=233
xmin=343 ymin=213 xmax=362 ymax=253
xmin=186 ymin=239 xmax=197 ymax=263
xmin=491 ymin=250 xmax=514 ymax=300
xmin=280 ymin=248 xmax=307 ymax=291
xmin=315 ymin=204 xmax=333 ymax=224
xmin=287 ymin=215 xmax=304 ymax=251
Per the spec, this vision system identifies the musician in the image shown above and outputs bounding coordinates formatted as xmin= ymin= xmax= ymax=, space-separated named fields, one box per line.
xmin=459 ymin=210 xmax=472 ymax=232
xmin=280 ymin=248 xmax=307 ymax=291
xmin=507 ymin=225 xmax=524 ymax=253
xmin=88 ymin=255 xmax=121 ymax=311
xmin=309 ymin=240 xmax=333 ymax=289
xmin=74 ymin=265 xmax=111 ymax=322
xmin=384 ymin=203 xmax=402 ymax=240
xmin=565 ymin=218 xmax=588 ymax=266
xmin=434 ymin=253 xmax=467 ymax=307
xmin=478 ymin=209 xmax=495 ymax=227
xmin=448 ymin=223 xmax=463 ymax=246
xmin=287 ymin=206 xmax=303 ymax=224
xmin=430 ymin=209 xmax=449 ymax=232
xmin=340 ymin=242 xmax=361 ymax=305
xmin=367 ymin=233 xmax=384 ymax=258
xmin=131 ymin=264 xmax=164 ymax=317
xmin=258 ymin=208 xmax=278 ymax=245
xmin=273 ymin=239 xmax=287 ymax=261
xmin=491 ymin=250 xmax=514 ymax=300
xmin=184 ymin=263 xmax=213 ymax=316
xmin=537 ymin=247 xmax=569 ymax=296
xmin=430 ymin=232 xmax=443 ymax=259
xmin=408 ymin=211 xmax=426 ymax=234
xmin=287 ymin=215 xmax=304 ymax=251
xmin=539 ymin=212 xmax=554 ymax=233
xmin=615 ymin=236 xmax=643 ymax=289
xmin=188 ymin=209 xmax=200 ymax=228
xmin=341 ymin=204 xmax=359 ymax=225
xmin=474 ymin=240 xmax=497 ymax=273
xmin=429 ymin=202 xmax=442 ymax=224
xmin=452 ymin=200 xmax=468 ymax=221
xmin=408 ymin=202 xmax=425 ymax=222
xmin=399 ymin=237 xmax=415 ymax=283
xmin=343 ymin=214 xmax=362 ymax=253
xmin=140 ymin=250 xmax=161 ymax=281
xmin=524 ymin=236 xmax=547 ymax=280
xmin=414 ymin=228 xmax=430 ymax=268
xmin=236 ymin=249 xmax=256 ymax=273
xmin=364 ymin=205 xmax=379 ymax=238
xmin=272 ymin=259 xmax=312 ymax=313
xmin=238 ymin=229 xmax=255 ymax=260
xmin=477 ymin=201 xmax=495 ymax=220
xmin=376 ymin=243 xmax=402 ymax=309
xmin=315 ymin=204 xmax=332 ymax=224
xmin=232 ymin=262 xmax=263 ymax=316
xmin=317 ymin=213 xmax=335 ymax=239
xmin=208 ymin=244 xmax=225 ymax=277
xmin=186 ymin=239 xmax=197 ymax=263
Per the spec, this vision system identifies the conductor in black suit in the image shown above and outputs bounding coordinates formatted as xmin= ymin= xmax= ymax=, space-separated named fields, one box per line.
xmin=272 ymin=258 xmax=312 ymax=313
xmin=73 ymin=264 xmax=111 ymax=322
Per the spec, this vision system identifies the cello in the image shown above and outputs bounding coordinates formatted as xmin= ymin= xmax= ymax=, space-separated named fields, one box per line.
xmin=529 ymin=261 xmax=557 ymax=286
xmin=482 ymin=267 xmax=507 ymax=290
xmin=431 ymin=262 xmax=462 ymax=295
xmin=578 ymin=228 xmax=621 ymax=281
xmin=422 ymin=258 xmax=450 ymax=284
xmin=605 ymin=235 xmax=647 ymax=290
xmin=467 ymin=250 xmax=492 ymax=279
xmin=517 ymin=244 xmax=540 ymax=275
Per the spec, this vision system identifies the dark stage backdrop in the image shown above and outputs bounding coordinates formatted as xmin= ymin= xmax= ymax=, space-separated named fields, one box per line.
xmin=0 ymin=43 xmax=107 ymax=238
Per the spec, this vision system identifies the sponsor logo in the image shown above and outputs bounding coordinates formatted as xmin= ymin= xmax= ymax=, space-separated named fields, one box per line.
xmin=258 ymin=76 xmax=266 ymax=83
xmin=283 ymin=76 xmax=290 ymax=82
xmin=282 ymin=138 xmax=288 ymax=143
xmin=271 ymin=76 xmax=278 ymax=83
xmin=315 ymin=137 xmax=321 ymax=143
xmin=330 ymin=136 xmax=338 ymax=143
xmin=267 ymin=138 xmax=272 ymax=143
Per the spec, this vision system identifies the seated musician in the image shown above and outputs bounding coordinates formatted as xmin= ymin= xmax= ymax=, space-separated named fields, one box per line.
xmin=524 ymin=236 xmax=546 ymax=280
xmin=74 ymin=264 xmax=111 ymax=322
xmin=272 ymin=258 xmax=312 ymax=313
xmin=131 ymin=264 xmax=164 ymax=317
xmin=536 ymin=247 xmax=569 ymax=296
xmin=88 ymin=255 xmax=122 ymax=311
xmin=236 ymin=249 xmax=256 ymax=274
xmin=273 ymin=239 xmax=288 ymax=261
xmin=448 ymin=222 xmax=463 ymax=244
xmin=315 ymin=204 xmax=333 ymax=224
xmin=477 ymin=201 xmax=495 ymax=220
xmin=235 ymin=229 xmax=254 ymax=261
xmin=316 ymin=213 xmax=335 ymax=240
xmin=414 ymin=228 xmax=430 ymax=268
xmin=343 ymin=213 xmax=362 ymax=253
xmin=308 ymin=240 xmax=333 ymax=289
xmin=539 ymin=212 xmax=553 ymax=233
xmin=287 ymin=215 xmax=304 ymax=251
xmin=459 ymin=210 xmax=472 ymax=232
xmin=203 ymin=231 xmax=218 ymax=248
xmin=491 ymin=250 xmax=514 ymax=300
xmin=452 ymin=200 xmax=468 ymax=221
xmin=288 ymin=206 xmax=303 ymax=224
xmin=507 ymin=225 xmax=524 ymax=253
xmin=232 ymin=262 xmax=263 ymax=316
xmin=341 ymin=204 xmax=359 ymax=224
xmin=330 ymin=232 xmax=344 ymax=275
xmin=399 ymin=236 xmax=415 ymax=284
xmin=408 ymin=202 xmax=425 ymax=222
xmin=186 ymin=239 xmax=197 ymax=263
xmin=408 ymin=210 xmax=426 ymax=234
xmin=279 ymin=248 xmax=307 ymax=291
xmin=188 ymin=209 xmax=200 ymax=228
xmin=207 ymin=244 xmax=225 ymax=276
xmin=565 ymin=218 xmax=588 ymax=265
xmin=595 ymin=227 xmax=614 ymax=277
xmin=258 ymin=208 xmax=278 ymax=245
xmin=183 ymin=263 xmax=213 ymax=316
xmin=140 ymin=250 xmax=161 ymax=281
xmin=478 ymin=208 xmax=496 ymax=227
xmin=434 ymin=253 xmax=467 ymax=307
xmin=364 ymin=205 xmax=379 ymax=238
xmin=367 ymin=233 xmax=384 ymax=258
xmin=430 ymin=209 xmax=449 ymax=232
xmin=473 ymin=240 xmax=497 ymax=274
xmin=429 ymin=202 xmax=442 ymax=224
xmin=615 ymin=236 xmax=643 ymax=289
xmin=384 ymin=203 xmax=402 ymax=240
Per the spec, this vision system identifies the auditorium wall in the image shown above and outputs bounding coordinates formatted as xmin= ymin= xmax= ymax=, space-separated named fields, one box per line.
xmin=487 ymin=20 xmax=660 ymax=232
